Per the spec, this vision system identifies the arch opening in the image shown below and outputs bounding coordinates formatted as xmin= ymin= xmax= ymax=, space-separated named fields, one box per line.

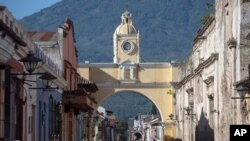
xmin=100 ymin=91 xmax=161 ymax=122
xmin=98 ymin=91 xmax=163 ymax=141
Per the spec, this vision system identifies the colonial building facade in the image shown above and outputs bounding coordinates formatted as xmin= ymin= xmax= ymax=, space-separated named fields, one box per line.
xmin=130 ymin=114 xmax=163 ymax=141
xmin=175 ymin=1 xmax=250 ymax=141
xmin=0 ymin=5 xmax=67 ymax=141
xmin=0 ymin=5 xmax=98 ymax=141
xmin=0 ymin=5 xmax=28 ymax=141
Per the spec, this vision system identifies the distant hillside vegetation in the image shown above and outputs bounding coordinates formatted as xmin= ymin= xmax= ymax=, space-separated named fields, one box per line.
xmin=20 ymin=0 xmax=214 ymax=121
xmin=20 ymin=0 xmax=214 ymax=63
xmin=101 ymin=92 xmax=157 ymax=121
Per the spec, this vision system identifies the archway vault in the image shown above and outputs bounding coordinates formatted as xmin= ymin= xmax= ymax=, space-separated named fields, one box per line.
xmin=94 ymin=87 xmax=173 ymax=122
xmin=78 ymin=62 xmax=179 ymax=139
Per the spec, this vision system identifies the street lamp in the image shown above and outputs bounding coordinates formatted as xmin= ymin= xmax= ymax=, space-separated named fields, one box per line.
xmin=19 ymin=51 xmax=42 ymax=74
xmin=237 ymin=85 xmax=250 ymax=99
xmin=185 ymin=106 xmax=196 ymax=116
xmin=232 ymin=85 xmax=250 ymax=99
xmin=185 ymin=106 xmax=196 ymax=141
xmin=39 ymin=72 xmax=57 ymax=88
xmin=232 ymin=63 xmax=250 ymax=100
xmin=11 ymin=51 xmax=59 ymax=90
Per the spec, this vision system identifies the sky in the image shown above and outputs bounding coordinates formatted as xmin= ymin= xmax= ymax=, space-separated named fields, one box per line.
xmin=0 ymin=0 xmax=61 ymax=19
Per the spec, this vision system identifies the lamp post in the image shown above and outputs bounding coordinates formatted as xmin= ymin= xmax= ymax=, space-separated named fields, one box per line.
xmin=11 ymin=51 xmax=59 ymax=90
xmin=185 ymin=106 xmax=196 ymax=141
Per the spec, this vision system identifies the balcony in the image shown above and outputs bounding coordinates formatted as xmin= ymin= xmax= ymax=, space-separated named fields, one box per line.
xmin=77 ymin=78 xmax=98 ymax=93
xmin=62 ymin=90 xmax=97 ymax=111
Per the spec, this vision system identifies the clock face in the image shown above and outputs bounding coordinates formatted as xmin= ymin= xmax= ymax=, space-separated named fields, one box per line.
xmin=123 ymin=42 xmax=131 ymax=51
xmin=122 ymin=41 xmax=134 ymax=53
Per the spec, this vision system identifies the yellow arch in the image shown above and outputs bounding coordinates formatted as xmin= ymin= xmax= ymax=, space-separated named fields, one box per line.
xmin=97 ymin=90 xmax=163 ymax=120
xmin=78 ymin=62 xmax=179 ymax=140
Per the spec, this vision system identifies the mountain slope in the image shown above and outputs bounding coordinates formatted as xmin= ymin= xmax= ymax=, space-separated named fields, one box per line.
xmin=20 ymin=0 xmax=214 ymax=62
xmin=20 ymin=0 xmax=214 ymax=121
xmin=101 ymin=92 xmax=156 ymax=121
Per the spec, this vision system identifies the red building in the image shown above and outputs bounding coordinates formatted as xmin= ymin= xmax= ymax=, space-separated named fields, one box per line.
xmin=60 ymin=19 xmax=98 ymax=141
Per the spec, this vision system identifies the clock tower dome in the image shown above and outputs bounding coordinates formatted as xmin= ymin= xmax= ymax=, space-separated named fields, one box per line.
xmin=113 ymin=11 xmax=140 ymax=64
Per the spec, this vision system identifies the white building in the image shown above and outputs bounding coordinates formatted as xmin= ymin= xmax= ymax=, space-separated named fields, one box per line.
xmin=175 ymin=1 xmax=250 ymax=141
xmin=130 ymin=114 xmax=163 ymax=141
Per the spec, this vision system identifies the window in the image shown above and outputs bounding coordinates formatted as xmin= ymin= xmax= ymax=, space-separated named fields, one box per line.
xmin=43 ymin=102 xmax=46 ymax=141
xmin=39 ymin=101 xmax=42 ymax=141
xmin=124 ymin=68 xmax=130 ymax=80
xmin=186 ymin=88 xmax=194 ymax=107
xmin=0 ymin=70 xmax=4 ymax=138
xmin=204 ymin=76 xmax=215 ymax=127
xmin=54 ymin=102 xmax=61 ymax=135
xmin=49 ymin=95 xmax=54 ymax=135
xmin=28 ymin=116 xmax=32 ymax=133
xmin=120 ymin=62 xmax=137 ymax=83
xmin=64 ymin=68 xmax=67 ymax=80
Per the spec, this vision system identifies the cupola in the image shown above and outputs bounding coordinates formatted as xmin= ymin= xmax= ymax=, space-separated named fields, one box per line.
xmin=115 ymin=10 xmax=137 ymax=34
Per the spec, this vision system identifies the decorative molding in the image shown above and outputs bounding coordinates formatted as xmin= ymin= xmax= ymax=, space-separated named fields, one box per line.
xmin=139 ymin=63 xmax=173 ymax=68
xmin=176 ymin=53 xmax=218 ymax=89
xmin=227 ymin=38 xmax=237 ymax=49
xmin=120 ymin=79 xmax=137 ymax=83
xmin=194 ymin=53 xmax=218 ymax=74
xmin=193 ymin=14 xmax=215 ymax=46
xmin=175 ymin=74 xmax=194 ymax=89
xmin=207 ymin=94 xmax=214 ymax=101
xmin=96 ymin=82 xmax=173 ymax=88
xmin=0 ymin=20 xmax=27 ymax=46
xmin=78 ymin=63 xmax=118 ymax=68
xmin=242 ymin=0 xmax=250 ymax=3
xmin=186 ymin=87 xmax=194 ymax=94
xmin=79 ymin=62 xmax=174 ymax=68
xmin=203 ymin=76 xmax=214 ymax=85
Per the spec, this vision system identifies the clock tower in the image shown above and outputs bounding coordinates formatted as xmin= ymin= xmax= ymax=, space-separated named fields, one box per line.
xmin=113 ymin=11 xmax=140 ymax=64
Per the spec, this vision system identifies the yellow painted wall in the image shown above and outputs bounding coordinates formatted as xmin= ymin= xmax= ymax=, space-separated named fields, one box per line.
xmin=93 ymin=87 xmax=173 ymax=121
xmin=78 ymin=63 xmax=179 ymax=140
xmin=116 ymin=36 xmax=139 ymax=64
xmin=79 ymin=65 xmax=175 ymax=83
xmin=89 ymin=67 xmax=118 ymax=82
xmin=78 ymin=67 xmax=89 ymax=79
xmin=138 ymin=67 xmax=173 ymax=82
